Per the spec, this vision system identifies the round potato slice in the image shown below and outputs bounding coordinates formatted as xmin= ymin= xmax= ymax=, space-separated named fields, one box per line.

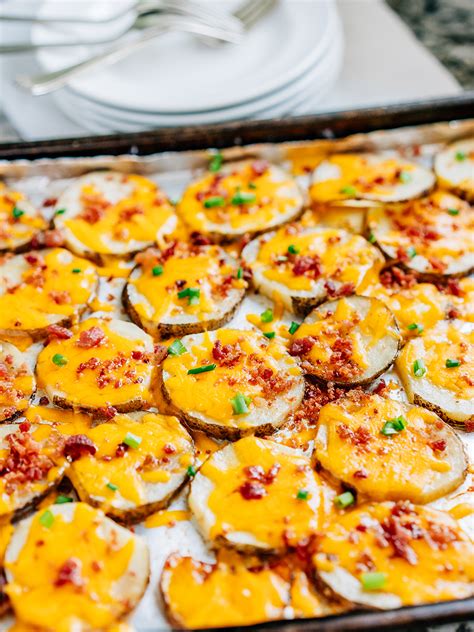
xmin=366 ymin=191 xmax=473 ymax=278
xmin=124 ymin=243 xmax=246 ymax=338
xmin=4 ymin=502 xmax=150 ymax=630
xmin=0 ymin=423 xmax=68 ymax=522
xmin=189 ymin=436 xmax=325 ymax=552
xmin=51 ymin=410 xmax=194 ymax=524
xmin=36 ymin=317 xmax=155 ymax=414
xmin=0 ymin=248 xmax=97 ymax=340
xmin=315 ymin=392 xmax=467 ymax=503
xmin=313 ymin=501 xmax=474 ymax=609
xmin=0 ymin=184 xmax=46 ymax=253
xmin=396 ymin=319 xmax=473 ymax=429
xmin=434 ymin=138 xmax=474 ymax=202
xmin=242 ymin=226 xmax=384 ymax=316
xmin=289 ymin=296 xmax=400 ymax=386
xmin=161 ymin=550 xmax=291 ymax=629
xmin=309 ymin=153 xmax=435 ymax=204
xmin=0 ymin=342 xmax=35 ymax=422
xmin=161 ymin=329 xmax=304 ymax=440
xmin=54 ymin=171 xmax=177 ymax=262
xmin=177 ymin=160 xmax=304 ymax=240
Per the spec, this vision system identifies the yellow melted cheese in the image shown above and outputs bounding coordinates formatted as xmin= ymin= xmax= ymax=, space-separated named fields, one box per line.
xmin=144 ymin=509 xmax=190 ymax=528
xmin=0 ymin=249 xmax=97 ymax=332
xmin=0 ymin=184 xmax=46 ymax=248
xmin=62 ymin=175 xmax=176 ymax=255
xmin=163 ymin=329 xmax=300 ymax=425
xmin=178 ymin=162 xmax=300 ymax=233
xmin=36 ymin=318 xmax=154 ymax=409
xmin=5 ymin=503 xmax=137 ymax=631
xmin=162 ymin=550 xmax=290 ymax=628
xmin=199 ymin=436 xmax=325 ymax=550
xmin=313 ymin=502 xmax=474 ymax=605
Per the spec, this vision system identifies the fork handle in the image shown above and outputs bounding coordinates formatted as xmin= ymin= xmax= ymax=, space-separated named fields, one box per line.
xmin=17 ymin=14 xmax=240 ymax=96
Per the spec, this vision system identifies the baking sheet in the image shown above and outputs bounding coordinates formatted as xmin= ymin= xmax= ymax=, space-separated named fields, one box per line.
xmin=0 ymin=117 xmax=473 ymax=631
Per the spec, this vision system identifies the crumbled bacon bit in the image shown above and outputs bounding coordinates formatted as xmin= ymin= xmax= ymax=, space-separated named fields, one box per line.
xmin=429 ymin=257 xmax=447 ymax=272
xmin=119 ymin=206 xmax=143 ymax=221
xmin=212 ymin=340 xmax=243 ymax=367
xmin=353 ymin=468 xmax=369 ymax=479
xmin=428 ymin=439 xmax=447 ymax=452
xmin=190 ymin=231 xmax=212 ymax=246
xmin=0 ymin=430 xmax=56 ymax=494
xmin=163 ymin=444 xmax=176 ymax=455
xmin=154 ymin=344 xmax=168 ymax=364
xmin=239 ymin=480 xmax=267 ymax=500
xmin=24 ymin=252 xmax=45 ymax=267
xmin=39 ymin=396 xmax=50 ymax=406
xmin=47 ymin=324 xmax=73 ymax=341
xmin=337 ymin=423 xmax=371 ymax=448
xmin=115 ymin=444 xmax=127 ymax=458
xmin=292 ymin=255 xmax=322 ymax=279
xmin=94 ymin=405 xmax=117 ymax=421
xmin=48 ymin=290 xmax=71 ymax=305
xmin=446 ymin=307 xmax=461 ymax=319
xmin=76 ymin=326 xmax=106 ymax=349
xmin=54 ymin=558 xmax=84 ymax=588
xmin=251 ymin=160 xmax=269 ymax=177
xmin=243 ymin=463 xmax=280 ymax=485
xmin=324 ymin=280 xmax=355 ymax=298
xmin=19 ymin=421 xmax=31 ymax=433
xmin=425 ymin=521 xmax=459 ymax=550
xmin=376 ymin=502 xmax=419 ymax=565
xmin=42 ymin=197 xmax=58 ymax=207
xmin=79 ymin=194 xmax=111 ymax=224
xmin=63 ymin=435 xmax=97 ymax=461
xmin=372 ymin=379 xmax=388 ymax=396
xmin=446 ymin=278 xmax=465 ymax=297
xmin=43 ymin=229 xmax=65 ymax=248
xmin=289 ymin=337 xmax=314 ymax=357
xmin=379 ymin=266 xmax=417 ymax=289
xmin=131 ymin=350 xmax=143 ymax=360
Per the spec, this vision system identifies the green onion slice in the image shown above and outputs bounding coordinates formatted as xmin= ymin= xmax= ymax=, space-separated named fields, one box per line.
xmin=455 ymin=151 xmax=467 ymax=162
xmin=289 ymin=321 xmax=300 ymax=335
xmin=203 ymin=196 xmax=225 ymax=208
xmin=55 ymin=495 xmax=73 ymax=504
xmin=260 ymin=309 xmax=274 ymax=323
xmin=287 ymin=244 xmax=300 ymax=255
xmin=263 ymin=332 xmax=275 ymax=339
xmin=407 ymin=323 xmax=423 ymax=333
xmin=445 ymin=358 xmax=461 ymax=368
xmin=123 ymin=432 xmax=142 ymax=449
xmin=39 ymin=509 xmax=54 ymax=528
xmin=12 ymin=207 xmax=24 ymax=219
xmin=168 ymin=340 xmax=187 ymax=356
xmin=447 ymin=208 xmax=460 ymax=216
xmin=152 ymin=265 xmax=164 ymax=276
xmin=296 ymin=489 xmax=309 ymax=501
xmin=209 ymin=152 xmax=223 ymax=173
xmin=361 ymin=571 xmax=387 ymax=591
xmin=381 ymin=416 xmax=407 ymax=436
xmin=340 ymin=185 xmax=356 ymax=196
xmin=406 ymin=246 xmax=417 ymax=259
xmin=187 ymin=465 xmax=197 ymax=477
xmin=413 ymin=359 xmax=427 ymax=378
xmin=334 ymin=491 xmax=355 ymax=509
xmin=399 ymin=171 xmax=412 ymax=183
xmin=106 ymin=482 xmax=119 ymax=491
xmin=231 ymin=191 xmax=256 ymax=205
xmin=188 ymin=363 xmax=216 ymax=375
xmin=52 ymin=353 xmax=68 ymax=366
xmin=231 ymin=393 xmax=251 ymax=415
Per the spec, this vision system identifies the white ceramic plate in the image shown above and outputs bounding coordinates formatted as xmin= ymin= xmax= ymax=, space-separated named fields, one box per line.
xmin=36 ymin=0 xmax=337 ymax=113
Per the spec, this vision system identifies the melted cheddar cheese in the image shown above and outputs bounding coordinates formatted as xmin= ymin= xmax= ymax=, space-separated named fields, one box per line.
xmin=36 ymin=317 xmax=154 ymax=410
xmin=0 ymin=344 xmax=35 ymax=420
xmin=161 ymin=551 xmax=290 ymax=628
xmin=0 ymin=249 xmax=97 ymax=333
xmin=162 ymin=329 xmax=302 ymax=427
xmin=313 ymin=502 xmax=474 ymax=606
xmin=5 ymin=503 xmax=147 ymax=631
xmin=190 ymin=436 xmax=325 ymax=550
xmin=178 ymin=162 xmax=302 ymax=234
xmin=0 ymin=184 xmax=46 ymax=250
xmin=315 ymin=394 xmax=465 ymax=503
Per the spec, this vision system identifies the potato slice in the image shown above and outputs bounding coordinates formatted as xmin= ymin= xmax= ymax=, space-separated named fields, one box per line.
xmin=315 ymin=392 xmax=467 ymax=503
xmin=5 ymin=502 xmax=149 ymax=630
xmin=0 ymin=184 xmax=46 ymax=253
xmin=0 ymin=423 xmax=68 ymax=523
xmin=188 ymin=436 xmax=325 ymax=552
xmin=313 ymin=501 xmax=474 ymax=609
xmin=161 ymin=550 xmax=291 ymax=629
xmin=161 ymin=329 xmax=304 ymax=440
xmin=242 ymin=226 xmax=384 ymax=316
xmin=366 ymin=191 xmax=473 ymax=278
xmin=396 ymin=319 xmax=474 ymax=429
xmin=0 ymin=342 xmax=35 ymax=422
xmin=54 ymin=171 xmax=177 ymax=263
xmin=289 ymin=296 xmax=400 ymax=386
xmin=177 ymin=160 xmax=304 ymax=240
xmin=434 ymin=138 xmax=474 ymax=202
xmin=49 ymin=410 xmax=195 ymax=524
xmin=0 ymin=248 xmax=97 ymax=340
xmin=309 ymin=153 xmax=435 ymax=204
xmin=36 ymin=317 xmax=155 ymax=414
xmin=124 ymin=243 xmax=246 ymax=338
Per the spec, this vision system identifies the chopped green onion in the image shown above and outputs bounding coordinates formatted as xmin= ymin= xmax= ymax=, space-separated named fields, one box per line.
xmin=287 ymin=244 xmax=300 ymax=255
xmin=231 ymin=393 xmax=251 ymax=415
xmin=407 ymin=322 xmax=423 ymax=333
xmin=187 ymin=465 xmax=197 ymax=477
xmin=296 ymin=489 xmax=309 ymax=501
xmin=52 ymin=353 xmax=68 ymax=367
xmin=55 ymin=208 xmax=66 ymax=216
xmin=39 ymin=509 xmax=54 ymax=528
xmin=406 ymin=246 xmax=417 ymax=259
xmin=260 ymin=309 xmax=274 ymax=323
xmin=123 ymin=432 xmax=142 ymax=449
xmin=368 ymin=232 xmax=376 ymax=244
xmin=447 ymin=208 xmax=460 ymax=216
xmin=263 ymin=332 xmax=275 ymax=339
xmin=178 ymin=287 xmax=200 ymax=305
xmin=12 ymin=207 xmax=24 ymax=219
xmin=231 ymin=191 xmax=256 ymax=205
xmin=361 ymin=571 xmax=387 ymax=591
xmin=152 ymin=265 xmax=163 ymax=276
xmin=168 ymin=339 xmax=187 ymax=356
xmin=188 ymin=363 xmax=216 ymax=375
xmin=413 ymin=359 xmax=427 ymax=378
xmin=381 ymin=416 xmax=407 ymax=436
xmin=399 ymin=171 xmax=412 ymax=183
xmin=334 ymin=491 xmax=355 ymax=509
xmin=203 ymin=196 xmax=225 ymax=208
xmin=289 ymin=321 xmax=300 ymax=335
xmin=106 ymin=482 xmax=118 ymax=491
xmin=170 ymin=198 xmax=180 ymax=206
xmin=71 ymin=268 xmax=81 ymax=274
xmin=455 ymin=151 xmax=467 ymax=162
xmin=55 ymin=495 xmax=73 ymax=504
xmin=340 ymin=185 xmax=356 ymax=196
xmin=445 ymin=358 xmax=461 ymax=368
xmin=209 ymin=152 xmax=223 ymax=173
xmin=248 ymin=182 xmax=257 ymax=190
xmin=236 ymin=267 xmax=243 ymax=280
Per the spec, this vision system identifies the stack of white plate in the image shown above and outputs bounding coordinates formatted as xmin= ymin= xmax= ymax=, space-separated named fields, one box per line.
xmin=30 ymin=0 xmax=343 ymax=133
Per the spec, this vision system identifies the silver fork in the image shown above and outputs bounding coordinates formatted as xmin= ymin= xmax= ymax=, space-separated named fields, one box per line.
xmin=16 ymin=0 xmax=277 ymax=97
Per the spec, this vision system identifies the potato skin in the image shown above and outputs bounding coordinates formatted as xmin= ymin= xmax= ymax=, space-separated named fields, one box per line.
xmin=50 ymin=393 xmax=149 ymax=417
xmin=413 ymin=393 xmax=473 ymax=432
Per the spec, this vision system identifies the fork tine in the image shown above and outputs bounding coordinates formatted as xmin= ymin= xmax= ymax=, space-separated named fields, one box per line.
xmin=235 ymin=0 xmax=277 ymax=30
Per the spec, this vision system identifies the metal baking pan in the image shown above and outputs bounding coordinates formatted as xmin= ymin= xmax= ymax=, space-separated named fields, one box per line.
xmin=0 ymin=94 xmax=473 ymax=631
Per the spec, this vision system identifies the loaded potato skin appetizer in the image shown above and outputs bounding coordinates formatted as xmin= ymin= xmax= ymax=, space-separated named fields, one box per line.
xmin=0 ymin=184 xmax=46 ymax=254
xmin=0 ymin=343 xmax=35 ymax=423
xmin=434 ymin=139 xmax=474 ymax=202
